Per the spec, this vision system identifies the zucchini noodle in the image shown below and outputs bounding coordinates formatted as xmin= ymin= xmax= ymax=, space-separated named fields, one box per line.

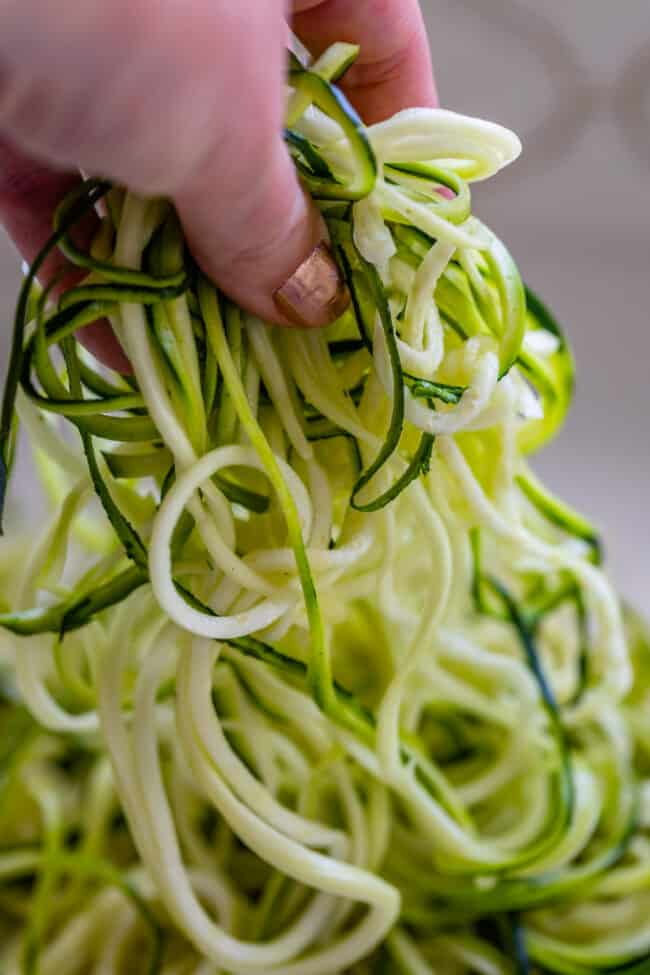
xmin=0 ymin=39 xmax=646 ymax=975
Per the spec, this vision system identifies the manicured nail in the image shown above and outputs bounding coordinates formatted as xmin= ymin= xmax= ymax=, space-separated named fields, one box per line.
xmin=274 ymin=241 xmax=350 ymax=328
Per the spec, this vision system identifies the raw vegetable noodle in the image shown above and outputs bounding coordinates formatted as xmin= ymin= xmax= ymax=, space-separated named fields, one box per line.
xmin=0 ymin=40 xmax=647 ymax=975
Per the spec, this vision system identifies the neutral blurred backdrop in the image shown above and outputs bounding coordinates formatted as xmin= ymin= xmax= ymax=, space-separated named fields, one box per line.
xmin=0 ymin=0 xmax=648 ymax=605
xmin=426 ymin=0 xmax=650 ymax=607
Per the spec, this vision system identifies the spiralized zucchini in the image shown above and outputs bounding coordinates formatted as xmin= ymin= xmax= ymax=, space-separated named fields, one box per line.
xmin=0 ymin=41 xmax=646 ymax=975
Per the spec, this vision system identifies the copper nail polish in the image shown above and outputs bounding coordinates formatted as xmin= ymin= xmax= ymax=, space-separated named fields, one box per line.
xmin=274 ymin=241 xmax=350 ymax=328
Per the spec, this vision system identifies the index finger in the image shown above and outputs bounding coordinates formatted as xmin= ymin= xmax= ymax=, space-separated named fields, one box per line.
xmin=292 ymin=0 xmax=437 ymax=124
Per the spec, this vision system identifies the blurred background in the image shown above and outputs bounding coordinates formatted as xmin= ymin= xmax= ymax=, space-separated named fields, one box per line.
xmin=0 ymin=0 xmax=647 ymax=604
xmin=420 ymin=0 xmax=650 ymax=606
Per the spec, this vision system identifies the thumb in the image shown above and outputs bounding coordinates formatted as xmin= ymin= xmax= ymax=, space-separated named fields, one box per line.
xmin=172 ymin=3 xmax=350 ymax=330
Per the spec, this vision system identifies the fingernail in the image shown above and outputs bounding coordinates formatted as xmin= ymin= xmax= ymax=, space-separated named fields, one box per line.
xmin=273 ymin=241 xmax=350 ymax=328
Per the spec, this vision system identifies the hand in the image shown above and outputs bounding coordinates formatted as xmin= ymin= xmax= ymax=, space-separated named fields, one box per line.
xmin=0 ymin=0 xmax=436 ymax=368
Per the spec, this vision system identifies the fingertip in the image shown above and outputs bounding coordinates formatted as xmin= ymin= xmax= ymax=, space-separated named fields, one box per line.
xmin=342 ymin=31 xmax=438 ymax=123
xmin=293 ymin=0 xmax=438 ymax=122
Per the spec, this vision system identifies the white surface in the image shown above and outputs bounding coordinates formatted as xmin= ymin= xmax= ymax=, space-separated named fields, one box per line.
xmin=0 ymin=0 xmax=648 ymax=605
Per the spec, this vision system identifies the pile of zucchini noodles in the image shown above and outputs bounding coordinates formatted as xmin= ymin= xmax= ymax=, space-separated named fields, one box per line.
xmin=0 ymin=40 xmax=648 ymax=975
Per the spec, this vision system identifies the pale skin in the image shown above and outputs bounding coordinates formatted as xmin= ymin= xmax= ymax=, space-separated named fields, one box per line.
xmin=0 ymin=0 xmax=436 ymax=369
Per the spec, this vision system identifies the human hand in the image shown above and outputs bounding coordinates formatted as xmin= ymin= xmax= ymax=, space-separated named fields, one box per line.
xmin=0 ymin=0 xmax=436 ymax=369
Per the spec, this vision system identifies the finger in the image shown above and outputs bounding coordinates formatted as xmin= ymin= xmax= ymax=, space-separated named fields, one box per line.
xmin=172 ymin=1 xmax=349 ymax=329
xmin=0 ymin=0 xmax=348 ymax=330
xmin=0 ymin=139 xmax=129 ymax=371
xmin=292 ymin=0 xmax=437 ymax=123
